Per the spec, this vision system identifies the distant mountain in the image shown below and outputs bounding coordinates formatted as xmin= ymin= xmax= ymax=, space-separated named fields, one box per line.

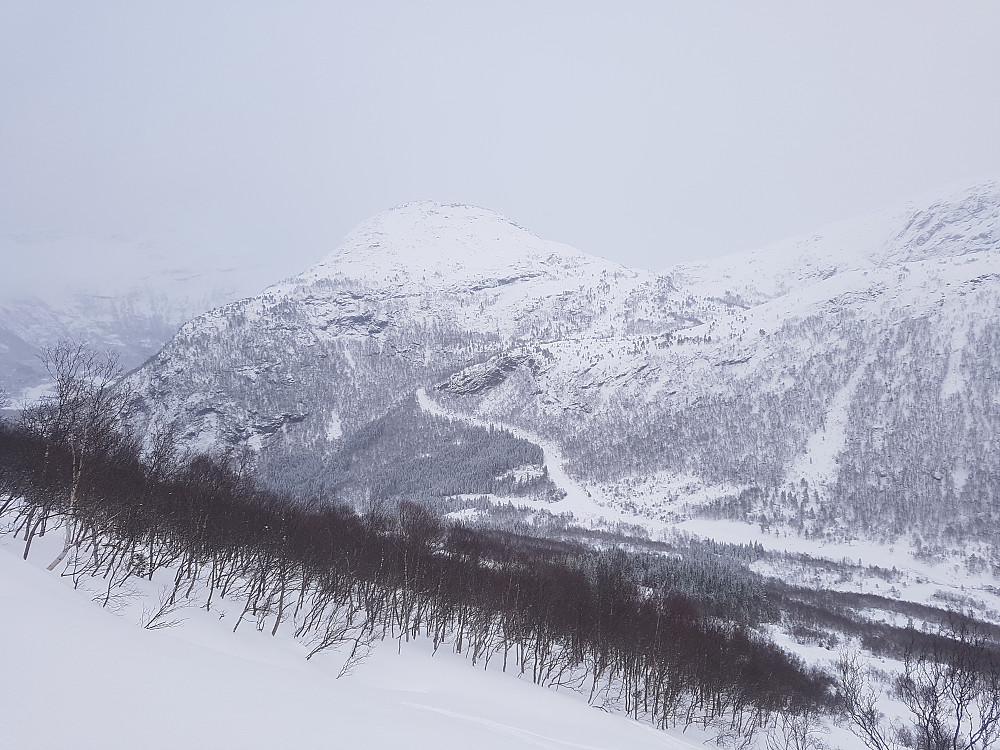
xmin=128 ymin=186 xmax=1000 ymax=550
xmin=0 ymin=232 xmax=289 ymax=399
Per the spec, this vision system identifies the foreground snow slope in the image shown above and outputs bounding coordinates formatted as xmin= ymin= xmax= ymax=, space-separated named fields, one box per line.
xmin=1 ymin=536 xmax=700 ymax=750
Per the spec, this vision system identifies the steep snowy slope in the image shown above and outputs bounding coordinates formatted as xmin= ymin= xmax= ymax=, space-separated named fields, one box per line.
xmin=671 ymin=179 xmax=1000 ymax=301
xmin=0 ymin=533 xmax=704 ymax=750
xmin=129 ymin=185 xmax=1000 ymax=552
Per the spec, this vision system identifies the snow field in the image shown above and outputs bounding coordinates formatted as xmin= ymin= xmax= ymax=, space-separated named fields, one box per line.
xmin=1 ymin=527 xmax=713 ymax=750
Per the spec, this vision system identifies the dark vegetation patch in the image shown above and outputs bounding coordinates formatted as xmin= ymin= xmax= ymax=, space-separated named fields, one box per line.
xmin=258 ymin=398 xmax=554 ymax=503
xmin=0 ymin=418 xmax=831 ymax=735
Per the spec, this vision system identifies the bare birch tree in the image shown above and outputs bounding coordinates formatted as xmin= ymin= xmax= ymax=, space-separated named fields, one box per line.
xmin=20 ymin=342 xmax=135 ymax=570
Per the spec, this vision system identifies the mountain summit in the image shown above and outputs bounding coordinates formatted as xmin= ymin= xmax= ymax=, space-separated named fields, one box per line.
xmin=671 ymin=178 xmax=1000 ymax=302
xmin=258 ymin=201 xmax=660 ymax=343
xmin=301 ymin=201 xmax=614 ymax=290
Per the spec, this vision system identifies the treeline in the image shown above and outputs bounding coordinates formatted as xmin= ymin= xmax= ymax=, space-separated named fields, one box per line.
xmin=0 ymin=418 xmax=831 ymax=737
xmin=770 ymin=580 xmax=1000 ymax=658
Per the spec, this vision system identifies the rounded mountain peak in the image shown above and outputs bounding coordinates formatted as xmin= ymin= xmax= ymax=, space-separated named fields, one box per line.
xmin=300 ymin=201 xmax=614 ymax=289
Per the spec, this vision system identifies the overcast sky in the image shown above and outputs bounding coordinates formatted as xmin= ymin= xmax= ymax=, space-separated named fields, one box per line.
xmin=3 ymin=1 xmax=1000 ymax=293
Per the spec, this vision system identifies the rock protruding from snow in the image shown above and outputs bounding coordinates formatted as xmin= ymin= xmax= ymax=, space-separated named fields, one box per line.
xmin=436 ymin=353 xmax=537 ymax=396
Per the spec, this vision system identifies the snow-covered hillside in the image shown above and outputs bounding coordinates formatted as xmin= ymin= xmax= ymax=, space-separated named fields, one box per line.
xmin=267 ymin=200 xmax=666 ymax=341
xmin=125 ymin=184 xmax=999 ymax=577
xmin=671 ymin=178 xmax=1000 ymax=301
xmin=6 ymin=184 xmax=1000 ymax=750
xmin=126 ymin=202 xmax=678 ymax=486
xmin=0 ymin=525 xmax=744 ymax=750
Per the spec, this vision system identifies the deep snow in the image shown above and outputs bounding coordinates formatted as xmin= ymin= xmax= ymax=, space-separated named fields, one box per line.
xmin=2 ymin=529 xmax=708 ymax=750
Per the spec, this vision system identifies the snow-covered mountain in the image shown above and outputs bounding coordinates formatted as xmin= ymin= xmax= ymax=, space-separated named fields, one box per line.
xmin=0 ymin=232 xmax=290 ymax=400
xmin=128 ymin=185 xmax=1000 ymax=556
xmin=128 ymin=203 xmax=679 ymax=498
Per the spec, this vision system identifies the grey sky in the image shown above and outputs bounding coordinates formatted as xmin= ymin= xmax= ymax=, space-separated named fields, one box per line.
xmin=3 ymin=1 xmax=1000 ymax=294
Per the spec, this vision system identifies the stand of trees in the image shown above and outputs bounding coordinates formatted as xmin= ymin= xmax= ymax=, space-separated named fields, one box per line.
xmin=838 ymin=618 xmax=1000 ymax=750
xmin=0 ymin=389 xmax=831 ymax=740
xmin=0 ymin=421 xmax=833 ymax=734
xmin=4 ymin=343 xmax=999 ymax=749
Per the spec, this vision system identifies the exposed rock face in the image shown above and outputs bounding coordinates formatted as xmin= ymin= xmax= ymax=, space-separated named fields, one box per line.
xmin=436 ymin=354 xmax=537 ymax=395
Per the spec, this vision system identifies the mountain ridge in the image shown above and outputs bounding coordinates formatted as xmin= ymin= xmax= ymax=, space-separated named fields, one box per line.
xmin=667 ymin=178 xmax=1000 ymax=303
xmin=127 ymin=182 xmax=999 ymax=562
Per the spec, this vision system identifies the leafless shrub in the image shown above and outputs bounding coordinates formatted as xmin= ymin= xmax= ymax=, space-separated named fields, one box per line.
xmin=141 ymin=590 xmax=190 ymax=630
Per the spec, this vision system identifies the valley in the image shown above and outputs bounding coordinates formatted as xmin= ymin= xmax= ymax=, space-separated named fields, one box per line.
xmin=3 ymin=181 xmax=999 ymax=750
